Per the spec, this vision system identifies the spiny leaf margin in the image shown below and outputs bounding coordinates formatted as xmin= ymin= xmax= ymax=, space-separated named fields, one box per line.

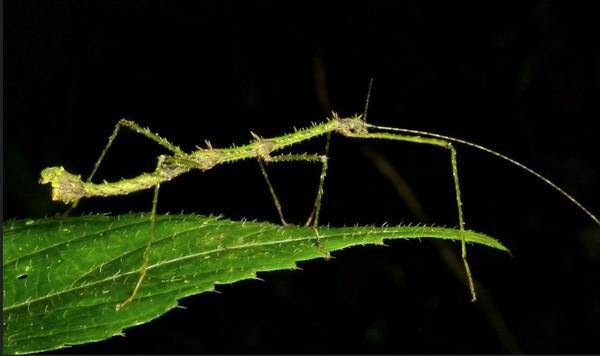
xmin=3 ymin=213 xmax=508 ymax=354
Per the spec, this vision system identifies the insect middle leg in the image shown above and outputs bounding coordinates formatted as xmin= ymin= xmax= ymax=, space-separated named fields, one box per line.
xmin=258 ymin=134 xmax=331 ymax=226
xmin=257 ymin=143 xmax=332 ymax=257
xmin=345 ymin=131 xmax=476 ymax=302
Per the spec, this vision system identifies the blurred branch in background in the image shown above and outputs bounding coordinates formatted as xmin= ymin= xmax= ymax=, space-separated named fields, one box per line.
xmin=362 ymin=147 xmax=522 ymax=354
xmin=313 ymin=50 xmax=522 ymax=354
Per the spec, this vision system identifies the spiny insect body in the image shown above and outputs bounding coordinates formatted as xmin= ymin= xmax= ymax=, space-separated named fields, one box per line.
xmin=40 ymin=110 xmax=599 ymax=310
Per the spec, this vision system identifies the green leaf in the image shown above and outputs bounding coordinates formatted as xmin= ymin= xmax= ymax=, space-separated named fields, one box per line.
xmin=2 ymin=214 xmax=509 ymax=354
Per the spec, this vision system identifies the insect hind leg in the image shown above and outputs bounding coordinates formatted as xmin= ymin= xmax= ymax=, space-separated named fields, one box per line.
xmin=63 ymin=119 xmax=184 ymax=216
xmin=115 ymin=155 xmax=165 ymax=310
xmin=344 ymin=130 xmax=477 ymax=302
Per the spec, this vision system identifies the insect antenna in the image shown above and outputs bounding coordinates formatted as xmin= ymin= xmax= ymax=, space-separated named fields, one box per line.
xmin=366 ymin=123 xmax=600 ymax=226
xmin=362 ymin=77 xmax=374 ymax=123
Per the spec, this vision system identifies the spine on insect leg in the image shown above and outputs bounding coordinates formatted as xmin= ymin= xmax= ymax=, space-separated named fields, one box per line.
xmin=39 ymin=165 xmax=189 ymax=204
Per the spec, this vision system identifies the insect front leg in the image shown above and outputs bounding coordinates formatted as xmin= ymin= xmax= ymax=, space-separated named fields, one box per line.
xmin=345 ymin=131 xmax=477 ymax=302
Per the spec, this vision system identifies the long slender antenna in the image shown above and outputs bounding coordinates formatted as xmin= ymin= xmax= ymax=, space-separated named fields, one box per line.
xmin=362 ymin=77 xmax=374 ymax=122
xmin=366 ymin=123 xmax=600 ymax=226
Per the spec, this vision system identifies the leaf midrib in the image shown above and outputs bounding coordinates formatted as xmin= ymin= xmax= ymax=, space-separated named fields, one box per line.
xmin=4 ymin=228 xmax=386 ymax=312
xmin=3 ymin=216 xmax=226 ymax=266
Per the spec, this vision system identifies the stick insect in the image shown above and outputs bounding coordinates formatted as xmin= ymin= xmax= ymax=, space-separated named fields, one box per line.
xmin=39 ymin=88 xmax=599 ymax=311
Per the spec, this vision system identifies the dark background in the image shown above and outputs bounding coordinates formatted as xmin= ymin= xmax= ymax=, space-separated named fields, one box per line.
xmin=5 ymin=1 xmax=600 ymax=353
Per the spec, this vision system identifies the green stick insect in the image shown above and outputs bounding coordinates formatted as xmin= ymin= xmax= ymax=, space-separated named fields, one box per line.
xmin=39 ymin=85 xmax=599 ymax=311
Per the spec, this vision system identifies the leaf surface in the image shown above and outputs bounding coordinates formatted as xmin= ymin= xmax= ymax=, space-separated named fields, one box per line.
xmin=2 ymin=214 xmax=508 ymax=354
